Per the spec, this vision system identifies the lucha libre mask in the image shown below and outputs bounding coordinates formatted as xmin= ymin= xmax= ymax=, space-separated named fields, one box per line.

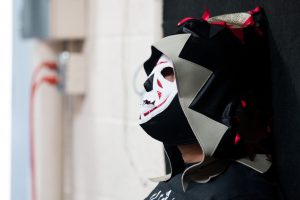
xmin=140 ymin=7 xmax=272 ymax=172
xmin=139 ymin=55 xmax=177 ymax=124
xmin=139 ymin=7 xmax=273 ymax=189
xmin=139 ymin=55 xmax=197 ymax=145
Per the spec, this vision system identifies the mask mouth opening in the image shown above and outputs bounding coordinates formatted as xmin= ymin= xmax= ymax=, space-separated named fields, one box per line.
xmin=142 ymin=96 xmax=170 ymax=118
xmin=140 ymin=95 xmax=198 ymax=145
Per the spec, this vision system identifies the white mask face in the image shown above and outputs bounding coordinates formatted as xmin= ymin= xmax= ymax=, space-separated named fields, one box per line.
xmin=139 ymin=55 xmax=177 ymax=124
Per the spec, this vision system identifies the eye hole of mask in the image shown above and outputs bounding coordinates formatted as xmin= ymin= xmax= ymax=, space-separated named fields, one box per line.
xmin=161 ymin=67 xmax=175 ymax=82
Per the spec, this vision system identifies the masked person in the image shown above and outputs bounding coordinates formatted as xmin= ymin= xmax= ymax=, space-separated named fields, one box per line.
xmin=139 ymin=7 xmax=278 ymax=200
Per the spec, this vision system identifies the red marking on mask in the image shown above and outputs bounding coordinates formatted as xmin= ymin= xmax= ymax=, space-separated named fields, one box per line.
xmin=230 ymin=29 xmax=244 ymax=42
xmin=210 ymin=21 xmax=227 ymax=26
xmin=248 ymin=6 xmax=261 ymax=15
xmin=243 ymin=16 xmax=255 ymax=27
xmin=177 ymin=17 xmax=195 ymax=26
xmin=234 ymin=133 xmax=241 ymax=145
xmin=202 ymin=8 xmax=211 ymax=21
xmin=144 ymin=97 xmax=169 ymax=117
xmin=157 ymin=79 xmax=163 ymax=88
xmin=177 ymin=8 xmax=210 ymax=26
xmin=157 ymin=91 xmax=162 ymax=99
xmin=157 ymin=61 xmax=167 ymax=65
xmin=241 ymin=100 xmax=247 ymax=108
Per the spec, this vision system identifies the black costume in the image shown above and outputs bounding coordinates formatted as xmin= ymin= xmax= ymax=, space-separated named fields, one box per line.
xmin=139 ymin=7 xmax=276 ymax=199
xmin=145 ymin=162 xmax=276 ymax=200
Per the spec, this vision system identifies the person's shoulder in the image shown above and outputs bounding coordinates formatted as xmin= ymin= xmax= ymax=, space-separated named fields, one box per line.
xmin=192 ymin=162 xmax=277 ymax=199
xmin=144 ymin=173 xmax=185 ymax=200
xmin=145 ymin=162 xmax=277 ymax=200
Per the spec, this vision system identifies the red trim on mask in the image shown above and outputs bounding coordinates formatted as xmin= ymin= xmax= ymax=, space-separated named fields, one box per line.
xmin=243 ymin=16 xmax=255 ymax=27
xmin=210 ymin=21 xmax=227 ymax=27
xmin=177 ymin=8 xmax=210 ymax=26
xmin=241 ymin=100 xmax=247 ymax=108
xmin=230 ymin=29 xmax=244 ymax=43
xmin=157 ymin=61 xmax=167 ymax=65
xmin=248 ymin=6 xmax=261 ymax=15
xmin=202 ymin=8 xmax=211 ymax=21
xmin=177 ymin=17 xmax=196 ymax=26
xmin=234 ymin=133 xmax=241 ymax=145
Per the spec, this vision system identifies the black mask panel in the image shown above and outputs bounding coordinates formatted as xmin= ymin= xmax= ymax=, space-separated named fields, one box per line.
xmin=140 ymin=95 xmax=197 ymax=145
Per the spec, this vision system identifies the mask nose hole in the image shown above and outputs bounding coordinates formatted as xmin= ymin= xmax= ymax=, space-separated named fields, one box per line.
xmin=144 ymin=74 xmax=154 ymax=92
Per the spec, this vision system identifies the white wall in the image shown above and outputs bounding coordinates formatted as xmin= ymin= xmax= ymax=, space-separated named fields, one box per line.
xmin=70 ymin=0 xmax=165 ymax=199
xmin=31 ymin=0 xmax=165 ymax=199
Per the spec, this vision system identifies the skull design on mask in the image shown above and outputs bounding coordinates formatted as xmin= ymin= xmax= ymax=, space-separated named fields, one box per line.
xmin=139 ymin=54 xmax=197 ymax=145
xmin=138 ymin=7 xmax=273 ymax=187
xmin=139 ymin=55 xmax=177 ymax=124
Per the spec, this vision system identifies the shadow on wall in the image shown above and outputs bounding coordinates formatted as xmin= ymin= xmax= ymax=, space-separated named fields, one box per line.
xmin=268 ymin=30 xmax=300 ymax=200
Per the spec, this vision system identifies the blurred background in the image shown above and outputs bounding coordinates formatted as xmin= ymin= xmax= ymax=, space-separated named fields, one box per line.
xmin=1 ymin=0 xmax=300 ymax=200
xmin=9 ymin=0 xmax=165 ymax=200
